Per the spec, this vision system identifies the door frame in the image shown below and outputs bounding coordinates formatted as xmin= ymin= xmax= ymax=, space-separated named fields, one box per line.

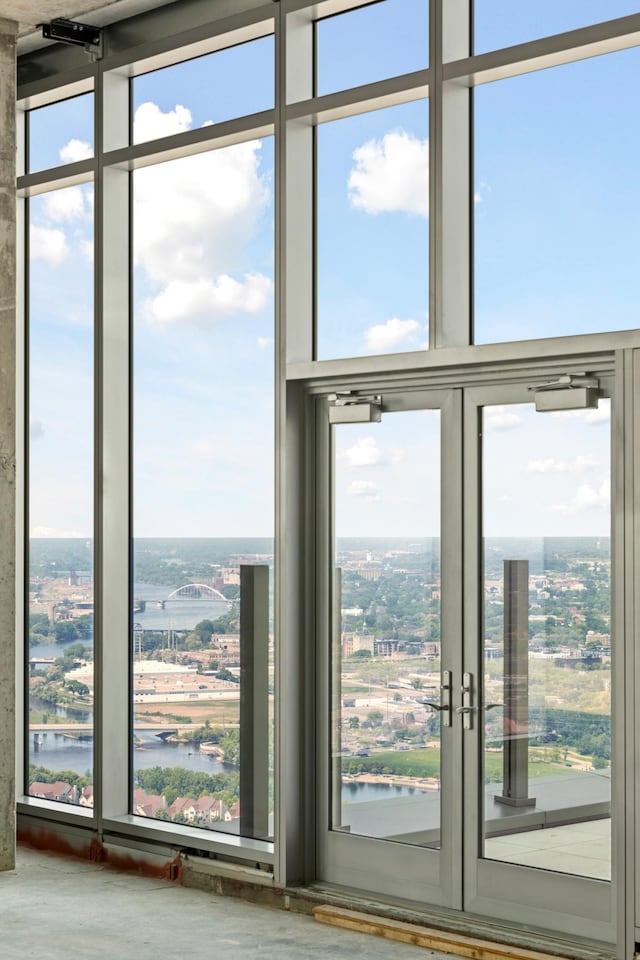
xmin=309 ymin=357 xmax=626 ymax=949
xmin=462 ymin=378 xmax=618 ymax=945
xmin=314 ymin=385 xmax=464 ymax=908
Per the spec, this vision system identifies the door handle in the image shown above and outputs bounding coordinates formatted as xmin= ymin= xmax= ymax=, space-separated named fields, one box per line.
xmin=460 ymin=672 xmax=475 ymax=729
xmin=421 ymin=669 xmax=451 ymax=727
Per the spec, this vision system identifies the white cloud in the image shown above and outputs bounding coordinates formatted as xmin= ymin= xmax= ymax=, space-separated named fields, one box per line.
xmin=549 ymin=476 xmax=610 ymax=515
xmin=144 ymin=274 xmax=272 ymax=325
xmin=134 ymin=102 xmax=192 ymax=143
xmin=343 ymin=437 xmax=382 ymax=469
xmin=342 ymin=436 xmax=404 ymax=470
xmin=81 ymin=239 xmax=94 ymax=262
xmin=257 ymin=336 xmax=273 ymax=350
xmin=348 ymin=129 xmax=428 ymax=217
xmin=192 ymin=440 xmax=215 ymax=458
xmin=365 ymin=316 xmax=421 ymax=352
xmin=133 ymin=103 xmax=272 ymax=326
xmin=31 ymin=525 xmax=86 ymax=538
xmin=348 ymin=480 xmax=378 ymax=499
xmin=484 ymin=406 xmax=523 ymax=432
xmin=474 ymin=191 xmax=483 ymax=205
xmin=43 ymin=185 xmax=86 ymax=222
xmin=528 ymin=455 xmax=599 ymax=474
xmin=30 ymin=225 xmax=69 ymax=264
xmin=59 ymin=138 xmax=92 ymax=163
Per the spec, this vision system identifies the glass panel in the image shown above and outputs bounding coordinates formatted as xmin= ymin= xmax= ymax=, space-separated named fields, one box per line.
xmin=482 ymin=399 xmax=611 ymax=880
xmin=28 ymin=95 xmax=94 ymax=173
xmin=316 ymin=0 xmax=428 ymax=97
xmin=132 ymin=138 xmax=274 ymax=839
xmin=133 ymin=37 xmax=274 ymax=145
xmin=28 ymin=185 xmax=95 ymax=807
xmin=475 ymin=1 xmax=639 ymax=55
xmin=332 ymin=409 xmax=441 ymax=847
xmin=474 ymin=51 xmax=640 ymax=344
xmin=317 ymin=100 xmax=429 ymax=360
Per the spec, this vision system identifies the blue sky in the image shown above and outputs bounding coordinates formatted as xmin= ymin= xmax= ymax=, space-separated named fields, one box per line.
xmin=27 ymin=5 xmax=629 ymax=539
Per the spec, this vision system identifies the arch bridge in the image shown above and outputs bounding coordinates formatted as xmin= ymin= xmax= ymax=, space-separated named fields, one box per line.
xmin=166 ymin=583 xmax=234 ymax=603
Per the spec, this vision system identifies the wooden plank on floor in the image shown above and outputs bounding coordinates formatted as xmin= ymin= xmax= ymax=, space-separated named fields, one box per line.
xmin=312 ymin=905 xmax=572 ymax=960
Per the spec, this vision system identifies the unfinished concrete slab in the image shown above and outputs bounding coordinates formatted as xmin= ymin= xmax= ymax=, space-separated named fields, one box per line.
xmin=0 ymin=848 xmax=435 ymax=960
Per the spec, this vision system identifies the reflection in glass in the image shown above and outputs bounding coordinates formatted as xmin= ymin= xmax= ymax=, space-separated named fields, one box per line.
xmin=317 ymin=100 xmax=429 ymax=360
xmin=332 ymin=411 xmax=441 ymax=847
xmin=133 ymin=37 xmax=274 ymax=145
xmin=316 ymin=0 xmax=428 ymax=97
xmin=482 ymin=401 xmax=611 ymax=880
xmin=132 ymin=139 xmax=274 ymax=839
xmin=28 ymin=186 xmax=95 ymax=807
xmin=475 ymin=1 xmax=639 ymax=55
xmin=474 ymin=51 xmax=640 ymax=344
xmin=28 ymin=95 xmax=94 ymax=173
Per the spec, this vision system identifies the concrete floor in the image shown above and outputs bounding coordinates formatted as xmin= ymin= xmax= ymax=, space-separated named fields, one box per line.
xmin=0 ymin=847 xmax=440 ymax=960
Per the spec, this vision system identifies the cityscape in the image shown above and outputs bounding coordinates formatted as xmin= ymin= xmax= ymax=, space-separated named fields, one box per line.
xmin=28 ymin=536 xmax=611 ymax=835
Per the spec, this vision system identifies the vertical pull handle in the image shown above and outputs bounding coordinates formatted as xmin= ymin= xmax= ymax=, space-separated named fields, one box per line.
xmin=456 ymin=672 xmax=476 ymax=729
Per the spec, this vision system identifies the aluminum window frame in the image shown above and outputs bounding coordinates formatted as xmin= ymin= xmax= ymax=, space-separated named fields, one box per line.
xmin=14 ymin=2 xmax=640 ymax=949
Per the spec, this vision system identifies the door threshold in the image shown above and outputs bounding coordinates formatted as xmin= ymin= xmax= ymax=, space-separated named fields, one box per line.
xmin=299 ymin=884 xmax=614 ymax=960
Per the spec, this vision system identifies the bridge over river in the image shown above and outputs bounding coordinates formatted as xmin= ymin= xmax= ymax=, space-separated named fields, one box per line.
xmin=137 ymin=583 xmax=239 ymax=610
xmin=31 ymin=722 xmax=206 ymax=738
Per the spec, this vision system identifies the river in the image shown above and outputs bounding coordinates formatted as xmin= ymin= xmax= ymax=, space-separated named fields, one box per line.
xmin=30 ymin=721 xmax=419 ymax=802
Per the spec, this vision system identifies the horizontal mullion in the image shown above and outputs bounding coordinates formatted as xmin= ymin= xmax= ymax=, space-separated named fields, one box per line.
xmin=102 ymin=110 xmax=275 ymax=170
xmin=104 ymin=5 xmax=274 ymax=78
xmin=102 ymin=816 xmax=275 ymax=864
xmin=284 ymin=0 xmax=381 ymax=17
xmin=285 ymin=328 xmax=640 ymax=381
xmin=18 ymin=797 xmax=95 ymax=825
xmin=17 ymin=158 xmax=95 ymax=197
xmin=287 ymin=69 xmax=429 ymax=124
xmin=445 ymin=13 xmax=640 ymax=86
xmin=18 ymin=73 xmax=94 ymax=110
xmin=289 ymin=357 xmax=616 ymax=400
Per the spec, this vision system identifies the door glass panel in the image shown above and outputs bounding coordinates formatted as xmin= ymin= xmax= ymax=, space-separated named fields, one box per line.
xmin=332 ymin=409 xmax=441 ymax=847
xmin=482 ymin=399 xmax=611 ymax=880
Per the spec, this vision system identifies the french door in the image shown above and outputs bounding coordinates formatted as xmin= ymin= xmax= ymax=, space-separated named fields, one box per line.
xmin=316 ymin=373 xmax=617 ymax=945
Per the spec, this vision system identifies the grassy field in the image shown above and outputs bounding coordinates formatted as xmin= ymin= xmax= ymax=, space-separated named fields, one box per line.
xmin=342 ymin=747 xmax=589 ymax=780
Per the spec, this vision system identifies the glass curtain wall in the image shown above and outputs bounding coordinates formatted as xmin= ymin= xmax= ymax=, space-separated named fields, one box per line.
xmin=131 ymin=46 xmax=274 ymax=839
xmin=16 ymin=0 xmax=640 ymax=908
xmin=27 ymin=129 xmax=95 ymax=806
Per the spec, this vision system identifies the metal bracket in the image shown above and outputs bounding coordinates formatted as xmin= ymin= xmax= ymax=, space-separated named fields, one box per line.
xmin=328 ymin=392 xmax=382 ymax=424
xmin=41 ymin=19 xmax=102 ymax=57
xmin=528 ymin=374 xmax=600 ymax=412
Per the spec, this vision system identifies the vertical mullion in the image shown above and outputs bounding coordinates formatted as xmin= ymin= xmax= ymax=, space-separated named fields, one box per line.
xmin=95 ymin=65 xmax=131 ymax=827
xmin=15 ymin=103 xmax=26 ymax=806
xmin=436 ymin=0 xmax=472 ymax=349
xmin=277 ymin=0 xmax=316 ymax=887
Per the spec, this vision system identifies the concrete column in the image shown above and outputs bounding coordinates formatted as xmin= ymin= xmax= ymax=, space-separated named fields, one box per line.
xmin=0 ymin=16 xmax=17 ymax=872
